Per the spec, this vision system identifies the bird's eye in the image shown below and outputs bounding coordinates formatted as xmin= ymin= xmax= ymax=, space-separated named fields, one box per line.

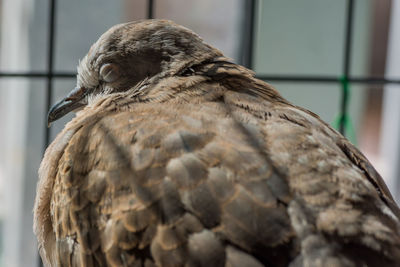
xmin=99 ymin=63 xmax=120 ymax=83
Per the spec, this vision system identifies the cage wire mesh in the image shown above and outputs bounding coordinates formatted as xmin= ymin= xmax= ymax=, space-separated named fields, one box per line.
xmin=0 ymin=0 xmax=399 ymax=266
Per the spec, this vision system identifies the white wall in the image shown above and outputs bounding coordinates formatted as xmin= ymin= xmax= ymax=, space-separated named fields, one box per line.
xmin=380 ymin=0 xmax=400 ymax=203
xmin=0 ymin=0 xmax=38 ymax=265
xmin=253 ymin=0 xmax=371 ymax=141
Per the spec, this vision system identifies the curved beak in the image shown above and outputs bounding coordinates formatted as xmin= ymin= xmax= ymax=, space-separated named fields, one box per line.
xmin=47 ymin=86 xmax=87 ymax=127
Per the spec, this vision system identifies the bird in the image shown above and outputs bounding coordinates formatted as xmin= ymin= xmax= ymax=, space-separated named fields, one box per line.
xmin=34 ymin=19 xmax=400 ymax=267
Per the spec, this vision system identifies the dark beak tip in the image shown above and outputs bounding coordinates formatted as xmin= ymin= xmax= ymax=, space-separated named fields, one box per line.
xmin=47 ymin=105 xmax=58 ymax=127
xmin=47 ymin=86 xmax=87 ymax=126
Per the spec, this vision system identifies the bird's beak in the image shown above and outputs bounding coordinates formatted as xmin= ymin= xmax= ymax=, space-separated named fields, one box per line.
xmin=47 ymin=86 xmax=87 ymax=127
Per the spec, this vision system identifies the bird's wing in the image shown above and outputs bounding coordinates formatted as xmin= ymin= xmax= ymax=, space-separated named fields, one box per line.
xmin=44 ymin=94 xmax=295 ymax=267
xmin=196 ymin=59 xmax=400 ymax=265
xmin=222 ymin=83 xmax=400 ymax=266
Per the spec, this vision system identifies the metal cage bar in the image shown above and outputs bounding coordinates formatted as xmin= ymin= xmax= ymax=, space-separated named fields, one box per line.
xmin=38 ymin=0 xmax=57 ymax=265
xmin=339 ymin=0 xmax=355 ymax=134
xmin=44 ymin=0 xmax=57 ymax=150
xmin=241 ymin=0 xmax=256 ymax=69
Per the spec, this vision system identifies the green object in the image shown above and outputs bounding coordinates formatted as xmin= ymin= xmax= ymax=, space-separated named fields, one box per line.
xmin=333 ymin=75 xmax=357 ymax=145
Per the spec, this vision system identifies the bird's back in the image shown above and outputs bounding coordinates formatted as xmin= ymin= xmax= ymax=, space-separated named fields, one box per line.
xmin=37 ymin=64 xmax=400 ymax=266
xmin=33 ymin=19 xmax=400 ymax=266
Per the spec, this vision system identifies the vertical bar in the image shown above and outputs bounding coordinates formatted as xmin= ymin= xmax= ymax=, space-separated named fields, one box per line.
xmin=343 ymin=0 xmax=354 ymax=77
xmin=340 ymin=0 xmax=354 ymax=135
xmin=147 ymin=0 xmax=154 ymax=19
xmin=241 ymin=0 xmax=256 ymax=69
xmin=44 ymin=0 xmax=56 ymax=149
xmin=40 ymin=0 xmax=57 ymax=266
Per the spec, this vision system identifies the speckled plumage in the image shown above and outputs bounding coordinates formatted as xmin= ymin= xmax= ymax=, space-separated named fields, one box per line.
xmin=34 ymin=20 xmax=400 ymax=267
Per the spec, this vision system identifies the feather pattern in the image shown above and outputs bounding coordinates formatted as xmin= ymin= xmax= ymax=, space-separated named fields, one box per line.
xmin=34 ymin=20 xmax=400 ymax=267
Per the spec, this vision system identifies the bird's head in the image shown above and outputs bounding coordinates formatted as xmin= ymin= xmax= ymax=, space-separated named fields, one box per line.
xmin=47 ymin=19 xmax=223 ymax=126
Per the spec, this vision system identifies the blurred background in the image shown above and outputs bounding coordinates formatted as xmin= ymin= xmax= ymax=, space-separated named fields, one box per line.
xmin=0 ymin=0 xmax=400 ymax=266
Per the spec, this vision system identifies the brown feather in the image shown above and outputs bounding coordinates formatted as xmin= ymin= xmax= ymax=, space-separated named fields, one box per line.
xmin=34 ymin=19 xmax=400 ymax=267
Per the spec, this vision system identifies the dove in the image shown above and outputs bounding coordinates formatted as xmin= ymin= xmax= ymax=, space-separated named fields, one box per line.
xmin=34 ymin=19 xmax=400 ymax=267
